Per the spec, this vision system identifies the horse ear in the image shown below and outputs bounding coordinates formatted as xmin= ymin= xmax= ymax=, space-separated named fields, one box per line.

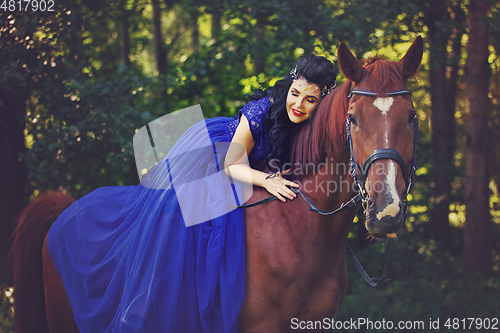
xmin=337 ymin=42 xmax=364 ymax=82
xmin=398 ymin=36 xmax=424 ymax=80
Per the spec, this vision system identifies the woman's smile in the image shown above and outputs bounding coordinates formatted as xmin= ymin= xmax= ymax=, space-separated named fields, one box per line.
xmin=291 ymin=108 xmax=305 ymax=117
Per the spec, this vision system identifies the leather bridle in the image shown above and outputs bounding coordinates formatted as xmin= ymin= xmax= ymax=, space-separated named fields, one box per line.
xmin=347 ymin=88 xmax=419 ymax=213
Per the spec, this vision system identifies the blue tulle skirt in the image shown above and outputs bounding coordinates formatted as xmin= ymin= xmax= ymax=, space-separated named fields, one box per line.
xmin=48 ymin=116 xmax=247 ymax=333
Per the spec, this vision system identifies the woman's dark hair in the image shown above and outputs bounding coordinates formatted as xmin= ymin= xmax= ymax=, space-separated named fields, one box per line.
xmin=246 ymin=54 xmax=338 ymax=172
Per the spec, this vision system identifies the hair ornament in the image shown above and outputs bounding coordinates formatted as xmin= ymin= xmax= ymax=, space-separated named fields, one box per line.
xmin=290 ymin=67 xmax=298 ymax=80
xmin=290 ymin=65 xmax=336 ymax=96
xmin=321 ymin=82 xmax=336 ymax=97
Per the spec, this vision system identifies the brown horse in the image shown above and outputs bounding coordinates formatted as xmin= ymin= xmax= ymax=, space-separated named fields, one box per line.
xmin=10 ymin=38 xmax=423 ymax=333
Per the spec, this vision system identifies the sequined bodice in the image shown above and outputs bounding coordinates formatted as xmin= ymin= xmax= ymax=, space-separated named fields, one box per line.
xmin=226 ymin=97 xmax=272 ymax=163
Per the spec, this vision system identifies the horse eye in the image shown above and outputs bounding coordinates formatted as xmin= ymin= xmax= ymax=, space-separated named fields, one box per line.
xmin=348 ymin=114 xmax=358 ymax=126
xmin=408 ymin=112 xmax=417 ymax=124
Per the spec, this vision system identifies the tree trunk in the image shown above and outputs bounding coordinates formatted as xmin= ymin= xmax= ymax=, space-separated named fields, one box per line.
xmin=120 ymin=6 xmax=132 ymax=69
xmin=152 ymin=0 xmax=167 ymax=77
xmin=209 ymin=6 xmax=226 ymax=114
xmin=463 ymin=0 xmax=492 ymax=278
xmin=254 ymin=19 xmax=266 ymax=74
xmin=423 ymin=2 xmax=460 ymax=251
xmin=0 ymin=91 xmax=27 ymax=284
xmin=190 ymin=9 xmax=200 ymax=53
xmin=211 ymin=8 xmax=221 ymax=40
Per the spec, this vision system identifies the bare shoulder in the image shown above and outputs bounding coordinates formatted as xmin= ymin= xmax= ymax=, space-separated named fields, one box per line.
xmin=231 ymin=114 xmax=255 ymax=151
xmin=225 ymin=114 xmax=255 ymax=167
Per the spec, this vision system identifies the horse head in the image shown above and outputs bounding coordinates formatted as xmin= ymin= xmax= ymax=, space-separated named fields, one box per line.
xmin=337 ymin=37 xmax=423 ymax=239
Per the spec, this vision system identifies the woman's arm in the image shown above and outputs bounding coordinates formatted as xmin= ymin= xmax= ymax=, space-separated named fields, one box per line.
xmin=224 ymin=115 xmax=298 ymax=202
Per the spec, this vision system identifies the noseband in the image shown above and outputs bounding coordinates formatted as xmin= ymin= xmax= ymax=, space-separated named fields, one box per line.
xmin=346 ymin=88 xmax=419 ymax=211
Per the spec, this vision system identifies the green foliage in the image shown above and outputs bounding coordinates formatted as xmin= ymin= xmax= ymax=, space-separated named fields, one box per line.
xmin=0 ymin=286 xmax=13 ymax=333
xmin=3 ymin=0 xmax=442 ymax=201
xmin=24 ymin=68 xmax=159 ymax=196
xmin=336 ymin=237 xmax=500 ymax=333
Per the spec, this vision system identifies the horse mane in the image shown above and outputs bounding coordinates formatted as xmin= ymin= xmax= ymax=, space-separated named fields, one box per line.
xmin=289 ymin=56 xmax=406 ymax=179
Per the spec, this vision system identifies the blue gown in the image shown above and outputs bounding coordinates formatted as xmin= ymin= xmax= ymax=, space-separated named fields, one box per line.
xmin=47 ymin=98 xmax=272 ymax=333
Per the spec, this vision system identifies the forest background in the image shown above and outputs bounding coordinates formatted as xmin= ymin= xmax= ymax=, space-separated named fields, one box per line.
xmin=1 ymin=0 xmax=500 ymax=332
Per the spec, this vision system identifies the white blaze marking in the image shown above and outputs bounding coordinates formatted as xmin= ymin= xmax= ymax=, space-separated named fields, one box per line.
xmin=373 ymin=97 xmax=394 ymax=116
xmin=376 ymin=161 xmax=401 ymax=220
xmin=373 ymin=97 xmax=399 ymax=219
xmin=374 ymin=97 xmax=394 ymax=145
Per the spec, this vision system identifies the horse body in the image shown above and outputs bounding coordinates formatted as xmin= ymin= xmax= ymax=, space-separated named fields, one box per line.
xmin=10 ymin=38 xmax=423 ymax=333
xmin=239 ymin=154 xmax=356 ymax=332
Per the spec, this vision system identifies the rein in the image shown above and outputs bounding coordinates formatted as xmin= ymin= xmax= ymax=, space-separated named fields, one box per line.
xmin=232 ymin=88 xmax=418 ymax=287
xmin=231 ymin=187 xmax=391 ymax=287
xmin=231 ymin=187 xmax=362 ymax=216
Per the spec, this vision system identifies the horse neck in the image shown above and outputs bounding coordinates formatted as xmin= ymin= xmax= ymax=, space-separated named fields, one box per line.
xmin=295 ymin=147 xmax=355 ymax=244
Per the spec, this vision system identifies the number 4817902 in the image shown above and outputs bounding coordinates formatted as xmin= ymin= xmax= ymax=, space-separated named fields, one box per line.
xmin=444 ymin=318 xmax=498 ymax=330
xmin=1 ymin=0 xmax=55 ymax=11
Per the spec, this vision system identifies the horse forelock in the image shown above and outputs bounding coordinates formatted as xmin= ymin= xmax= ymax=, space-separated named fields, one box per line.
xmin=289 ymin=57 xmax=408 ymax=179
xmin=360 ymin=57 xmax=406 ymax=95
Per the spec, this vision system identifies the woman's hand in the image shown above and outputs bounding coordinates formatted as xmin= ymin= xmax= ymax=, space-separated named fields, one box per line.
xmin=263 ymin=169 xmax=299 ymax=202
xmin=225 ymin=117 xmax=299 ymax=201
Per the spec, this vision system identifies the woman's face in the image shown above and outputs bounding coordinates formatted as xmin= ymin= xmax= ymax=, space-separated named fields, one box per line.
xmin=286 ymin=78 xmax=321 ymax=123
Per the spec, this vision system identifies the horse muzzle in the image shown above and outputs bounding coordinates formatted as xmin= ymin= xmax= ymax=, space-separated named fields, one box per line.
xmin=365 ymin=196 xmax=405 ymax=238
